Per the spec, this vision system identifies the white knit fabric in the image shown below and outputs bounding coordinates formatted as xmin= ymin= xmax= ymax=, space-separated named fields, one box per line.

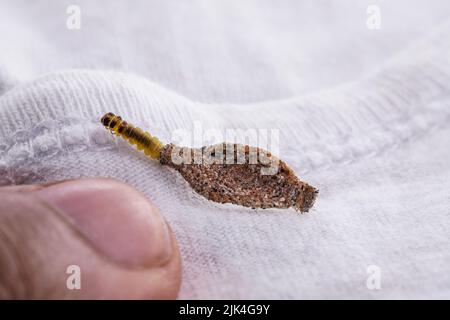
xmin=1 ymin=1 xmax=450 ymax=299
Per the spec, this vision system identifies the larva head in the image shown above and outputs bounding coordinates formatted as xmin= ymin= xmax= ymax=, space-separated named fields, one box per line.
xmin=101 ymin=112 xmax=122 ymax=131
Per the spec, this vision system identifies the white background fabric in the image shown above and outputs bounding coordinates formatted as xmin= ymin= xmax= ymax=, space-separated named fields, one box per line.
xmin=0 ymin=0 xmax=449 ymax=299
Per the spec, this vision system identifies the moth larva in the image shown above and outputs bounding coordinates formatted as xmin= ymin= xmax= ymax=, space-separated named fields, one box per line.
xmin=101 ymin=112 xmax=318 ymax=212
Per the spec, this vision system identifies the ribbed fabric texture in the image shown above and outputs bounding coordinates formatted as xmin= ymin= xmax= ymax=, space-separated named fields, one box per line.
xmin=1 ymin=1 xmax=450 ymax=299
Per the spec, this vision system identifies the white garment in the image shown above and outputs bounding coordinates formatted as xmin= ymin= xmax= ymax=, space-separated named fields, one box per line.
xmin=0 ymin=0 xmax=449 ymax=299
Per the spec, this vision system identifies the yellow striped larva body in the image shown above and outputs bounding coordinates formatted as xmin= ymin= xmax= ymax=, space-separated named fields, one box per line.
xmin=100 ymin=112 xmax=164 ymax=159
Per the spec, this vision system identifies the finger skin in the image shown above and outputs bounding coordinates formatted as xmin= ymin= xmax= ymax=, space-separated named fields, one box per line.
xmin=0 ymin=180 xmax=181 ymax=299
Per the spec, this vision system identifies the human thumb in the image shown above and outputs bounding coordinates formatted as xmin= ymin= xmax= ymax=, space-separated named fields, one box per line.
xmin=0 ymin=178 xmax=181 ymax=299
